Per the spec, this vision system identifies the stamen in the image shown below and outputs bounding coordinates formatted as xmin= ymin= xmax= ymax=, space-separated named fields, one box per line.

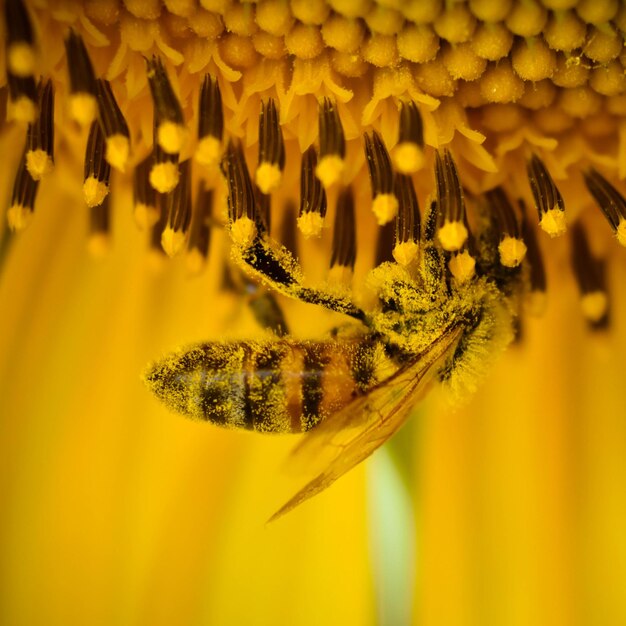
xmin=297 ymin=146 xmax=327 ymax=238
xmin=448 ymin=249 xmax=476 ymax=284
xmin=375 ymin=222 xmax=395 ymax=267
xmin=583 ymin=168 xmax=626 ymax=247
xmin=519 ymin=199 xmax=547 ymax=315
xmin=485 ymin=186 xmax=527 ymax=268
xmin=393 ymin=173 xmax=420 ymax=265
xmin=435 ymin=149 xmax=469 ymax=251
xmin=146 ymin=56 xmax=187 ymax=155
xmin=316 ymin=97 xmax=345 ymax=188
xmin=255 ymin=98 xmax=285 ymax=195
xmin=95 ymin=79 xmax=130 ymax=173
xmin=149 ymin=116 xmax=180 ymax=194
xmin=195 ymin=74 xmax=223 ymax=168
xmin=187 ymin=180 xmax=213 ymax=274
xmin=133 ymin=154 xmax=159 ymax=229
xmin=255 ymin=184 xmax=271 ymax=235
xmin=4 ymin=0 xmax=36 ymax=78
xmin=88 ymin=195 xmax=111 ymax=258
xmin=83 ymin=121 xmax=111 ymax=208
xmin=149 ymin=197 xmax=168 ymax=262
xmin=64 ymin=31 xmax=98 ymax=127
xmin=570 ymin=222 xmax=609 ymax=326
xmin=221 ymin=140 xmax=257 ymax=248
xmin=26 ymin=79 xmax=54 ymax=181
xmin=393 ymin=100 xmax=425 ymax=174
xmin=7 ymin=152 xmax=38 ymax=231
xmin=330 ymin=186 xmax=357 ymax=273
xmin=364 ymin=130 xmax=398 ymax=225
xmin=421 ymin=200 xmax=444 ymax=294
xmin=161 ymin=159 xmax=192 ymax=257
xmin=527 ymin=154 xmax=567 ymax=237
xmin=280 ymin=201 xmax=300 ymax=261
xmin=6 ymin=71 xmax=37 ymax=122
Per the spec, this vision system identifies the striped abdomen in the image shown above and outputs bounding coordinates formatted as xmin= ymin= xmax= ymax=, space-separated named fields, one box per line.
xmin=144 ymin=340 xmax=381 ymax=433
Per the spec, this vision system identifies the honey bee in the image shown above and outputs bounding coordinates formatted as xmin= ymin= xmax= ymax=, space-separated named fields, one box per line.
xmin=144 ymin=135 xmax=525 ymax=520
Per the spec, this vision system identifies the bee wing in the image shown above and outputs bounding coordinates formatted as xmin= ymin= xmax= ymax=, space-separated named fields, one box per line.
xmin=269 ymin=325 xmax=462 ymax=522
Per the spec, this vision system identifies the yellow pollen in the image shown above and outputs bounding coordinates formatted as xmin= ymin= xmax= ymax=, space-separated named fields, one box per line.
xmin=6 ymin=204 xmax=32 ymax=232
xmin=361 ymin=33 xmax=398 ymax=68
xmin=253 ymin=32 xmax=286 ymax=59
xmin=8 ymin=42 xmax=36 ymax=77
xmin=220 ymin=34 xmax=259 ymax=69
xmin=365 ymin=6 xmax=404 ymax=36
xmin=615 ymin=219 xmax=626 ymax=247
xmin=442 ymin=41 xmax=487 ymax=81
xmin=105 ymin=135 xmax=130 ymax=173
xmin=328 ymin=0 xmax=371 ymax=20
xmin=438 ymin=220 xmax=469 ymax=252
xmin=401 ymin=0 xmax=442 ymax=24
xmin=134 ymin=203 xmax=160 ymax=230
xmin=315 ymin=155 xmax=344 ymax=188
xmin=433 ymin=3 xmax=476 ymax=44
xmin=123 ymin=0 xmax=161 ymax=20
xmin=580 ymin=291 xmax=608 ymax=323
xmin=392 ymin=241 xmax=419 ymax=267
xmin=480 ymin=60 xmax=525 ymax=103
xmin=26 ymin=150 xmax=54 ymax=181
xmin=469 ymin=0 xmax=513 ymax=22
xmin=511 ymin=37 xmax=556 ymax=82
xmin=291 ymin=0 xmax=331 ymax=25
xmin=150 ymin=162 xmax=180 ymax=194
xmin=7 ymin=96 xmax=37 ymax=123
xmin=498 ymin=236 xmax=528 ymax=268
xmin=223 ymin=3 xmax=258 ymax=36
xmin=552 ymin=54 xmax=589 ymax=88
xmin=285 ymin=23 xmax=324 ymax=60
xmin=321 ymin=14 xmax=365 ymax=53
xmin=392 ymin=142 xmax=424 ymax=174
xmin=576 ymin=0 xmax=619 ymax=24
xmin=558 ymin=86 xmax=602 ymax=118
xmin=157 ymin=121 xmax=188 ymax=155
xmin=583 ymin=24 xmax=622 ymax=64
xmin=69 ymin=93 xmax=98 ymax=127
xmin=255 ymin=0 xmax=295 ymax=37
xmin=297 ymin=212 xmax=325 ymax=238
xmin=87 ymin=233 xmax=111 ymax=258
xmin=195 ymin=136 xmax=222 ymax=168
xmin=371 ymin=193 xmax=399 ymax=225
xmin=543 ymin=10 xmax=587 ymax=51
xmin=448 ymin=250 xmax=476 ymax=284
xmin=230 ymin=216 xmax=257 ymax=249
xmin=83 ymin=178 xmax=110 ymax=208
xmin=255 ymin=162 xmax=283 ymax=195
xmin=590 ymin=61 xmax=626 ymax=97
xmin=539 ymin=208 xmax=567 ymax=237
xmin=161 ymin=226 xmax=187 ymax=258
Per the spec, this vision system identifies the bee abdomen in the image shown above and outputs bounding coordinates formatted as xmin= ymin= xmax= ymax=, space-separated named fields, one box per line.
xmin=144 ymin=341 xmax=371 ymax=433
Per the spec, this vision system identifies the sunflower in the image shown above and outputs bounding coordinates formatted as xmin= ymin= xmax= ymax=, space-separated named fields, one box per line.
xmin=1 ymin=1 xmax=626 ymax=625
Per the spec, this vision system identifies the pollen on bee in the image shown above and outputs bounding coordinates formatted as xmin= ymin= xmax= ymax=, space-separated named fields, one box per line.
xmin=527 ymin=154 xmax=567 ymax=237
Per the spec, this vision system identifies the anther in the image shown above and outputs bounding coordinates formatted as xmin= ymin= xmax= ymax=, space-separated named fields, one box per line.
xmin=195 ymin=74 xmax=223 ymax=168
xmin=134 ymin=154 xmax=159 ymax=229
xmin=7 ymin=152 xmax=38 ymax=231
xmin=161 ymin=159 xmax=192 ymax=257
xmin=375 ymin=222 xmax=395 ymax=267
xmin=64 ymin=31 xmax=98 ymax=127
xmin=527 ymin=154 xmax=567 ymax=237
xmin=146 ymin=56 xmax=187 ymax=155
xmin=393 ymin=100 xmax=425 ymax=174
xmin=297 ymin=146 xmax=327 ymax=238
xmin=88 ymin=195 xmax=111 ymax=258
xmin=187 ymin=181 xmax=213 ymax=274
xmin=583 ymin=168 xmax=626 ymax=247
xmin=95 ymin=79 xmax=130 ymax=173
xmin=485 ymin=186 xmax=527 ymax=267
xmin=255 ymin=98 xmax=285 ymax=195
xmin=26 ymin=79 xmax=54 ymax=181
xmin=393 ymin=173 xmax=420 ymax=265
xmin=519 ymin=199 xmax=547 ymax=315
xmin=149 ymin=116 xmax=180 ymax=194
xmin=4 ymin=0 xmax=36 ymax=78
xmin=570 ymin=221 xmax=609 ymax=326
xmin=448 ymin=249 xmax=476 ymax=284
xmin=83 ymin=121 xmax=111 ymax=208
xmin=6 ymin=70 xmax=37 ymax=123
xmin=330 ymin=186 xmax=357 ymax=274
xmin=221 ymin=140 xmax=258 ymax=248
xmin=435 ymin=149 xmax=469 ymax=251
xmin=316 ymin=98 xmax=346 ymax=188
xmin=364 ymin=130 xmax=398 ymax=225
